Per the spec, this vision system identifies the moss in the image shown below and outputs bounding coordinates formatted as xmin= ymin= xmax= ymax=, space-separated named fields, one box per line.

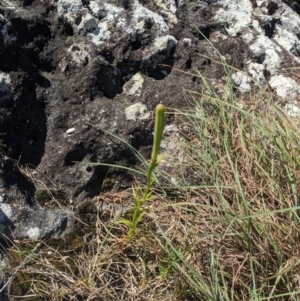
xmin=76 ymin=200 xmax=97 ymax=235
xmin=102 ymin=177 xmax=113 ymax=191
xmin=35 ymin=188 xmax=69 ymax=208
xmin=46 ymin=234 xmax=85 ymax=252
xmin=10 ymin=271 xmax=50 ymax=301
xmin=7 ymin=238 xmax=82 ymax=299
xmin=67 ymin=234 xmax=85 ymax=250
xmin=8 ymin=249 xmax=42 ymax=300
xmin=10 ymin=271 xmax=32 ymax=296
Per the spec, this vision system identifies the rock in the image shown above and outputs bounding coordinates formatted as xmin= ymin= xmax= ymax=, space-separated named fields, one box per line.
xmin=274 ymin=27 xmax=300 ymax=56
xmin=214 ymin=0 xmax=300 ymax=90
xmin=0 ymin=205 xmax=68 ymax=242
xmin=66 ymin=127 xmax=76 ymax=134
xmin=14 ymin=208 xmax=68 ymax=240
xmin=0 ymin=0 xmax=300 ymax=243
xmin=57 ymin=0 xmax=82 ymax=19
xmin=0 ymin=14 xmax=16 ymax=54
xmin=248 ymin=62 xmax=266 ymax=85
xmin=132 ymin=0 xmax=169 ymax=34
xmin=125 ymin=102 xmax=150 ymax=121
xmin=0 ymin=203 xmax=13 ymax=237
xmin=232 ymin=71 xmax=252 ymax=93
xmin=269 ymin=74 xmax=300 ymax=98
xmin=182 ymin=38 xmax=192 ymax=46
xmin=78 ymin=13 xmax=112 ymax=45
xmin=214 ymin=0 xmax=253 ymax=37
xmin=0 ymin=73 xmax=12 ymax=103
xmin=249 ymin=35 xmax=281 ymax=75
xmin=285 ymin=102 xmax=300 ymax=117
xmin=123 ymin=73 xmax=144 ymax=96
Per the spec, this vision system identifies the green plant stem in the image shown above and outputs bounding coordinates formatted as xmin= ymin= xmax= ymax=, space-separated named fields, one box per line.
xmin=144 ymin=104 xmax=165 ymax=199
xmin=126 ymin=104 xmax=165 ymax=239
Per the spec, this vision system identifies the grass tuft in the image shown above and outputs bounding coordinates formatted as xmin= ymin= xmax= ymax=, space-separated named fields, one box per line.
xmin=157 ymin=75 xmax=300 ymax=300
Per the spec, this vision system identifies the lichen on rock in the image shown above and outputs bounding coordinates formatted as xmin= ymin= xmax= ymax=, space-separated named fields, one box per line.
xmin=0 ymin=72 xmax=12 ymax=103
xmin=0 ymin=14 xmax=16 ymax=53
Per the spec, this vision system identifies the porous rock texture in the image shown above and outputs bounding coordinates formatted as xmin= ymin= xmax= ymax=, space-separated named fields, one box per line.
xmin=0 ymin=0 xmax=300 ymax=241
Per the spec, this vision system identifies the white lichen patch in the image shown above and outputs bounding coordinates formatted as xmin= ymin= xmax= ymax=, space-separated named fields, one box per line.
xmin=0 ymin=72 xmax=12 ymax=101
xmin=214 ymin=0 xmax=253 ymax=37
xmin=154 ymin=35 xmax=177 ymax=53
xmin=232 ymin=72 xmax=251 ymax=93
xmin=250 ymin=34 xmax=281 ymax=57
xmin=252 ymin=19 xmax=263 ymax=34
xmin=78 ymin=14 xmax=99 ymax=33
xmin=77 ymin=13 xmax=111 ymax=45
xmin=274 ymin=27 xmax=300 ymax=59
xmin=269 ymin=75 xmax=300 ymax=99
xmin=212 ymin=0 xmax=300 ymax=99
xmin=154 ymin=0 xmax=178 ymax=24
xmin=248 ymin=62 xmax=266 ymax=85
xmin=285 ymin=103 xmax=300 ymax=118
xmin=263 ymin=49 xmax=281 ymax=75
xmin=278 ymin=2 xmax=300 ymax=33
xmin=56 ymin=0 xmax=173 ymax=52
xmin=57 ymin=0 xmax=82 ymax=19
xmin=0 ymin=72 xmax=11 ymax=86
xmin=242 ymin=30 xmax=254 ymax=44
xmin=132 ymin=0 xmax=169 ymax=34
xmin=0 ymin=14 xmax=16 ymax=45
xmin=67 ymin=44 xmax=90 ymax=66
xmin=89 ymin=1 xmax=124 ymax=20
xmin=88 ymin=1 xmax=127 ymax=30
xmin=0 ymin=203 xmax=12 ymax=222
xmin=256 ymin=0 xmax=265 ymax=6
xmin=123 ymin=73 xmax=144 ymax=96
xmin=144 ymin=35 xmax=177 ymax=59
xmin=57 ymin=1 xmax=127 ymax=46
xmin=125 ymin=103 xmax=150 ymax=121
xmin=250 ymin=35 xmax=281 ymax=75
xmin=26 ymin=227 xmax=41 ymax=240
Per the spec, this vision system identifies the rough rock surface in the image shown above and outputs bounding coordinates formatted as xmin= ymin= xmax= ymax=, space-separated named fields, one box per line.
xmin=0 ymin=0 xmax=300 ymax=241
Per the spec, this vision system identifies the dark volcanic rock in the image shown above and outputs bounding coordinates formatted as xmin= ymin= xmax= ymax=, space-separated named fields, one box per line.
xmin=0 ymin=0 xmax=300 ymax=242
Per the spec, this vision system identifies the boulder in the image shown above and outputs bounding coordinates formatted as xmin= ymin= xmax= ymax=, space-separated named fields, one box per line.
xmin=0 ymin=0 xmax=300 ymax=240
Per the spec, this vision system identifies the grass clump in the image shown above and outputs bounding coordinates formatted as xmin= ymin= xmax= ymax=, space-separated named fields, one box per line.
xmin=159 ymin=78 xmax=300 ymax=300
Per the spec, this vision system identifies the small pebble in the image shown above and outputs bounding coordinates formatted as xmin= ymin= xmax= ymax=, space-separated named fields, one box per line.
xmin=183 ymin=38 xmax=192 ymax=46
xmin=66 ymin=128 xmax=76 ymax=134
